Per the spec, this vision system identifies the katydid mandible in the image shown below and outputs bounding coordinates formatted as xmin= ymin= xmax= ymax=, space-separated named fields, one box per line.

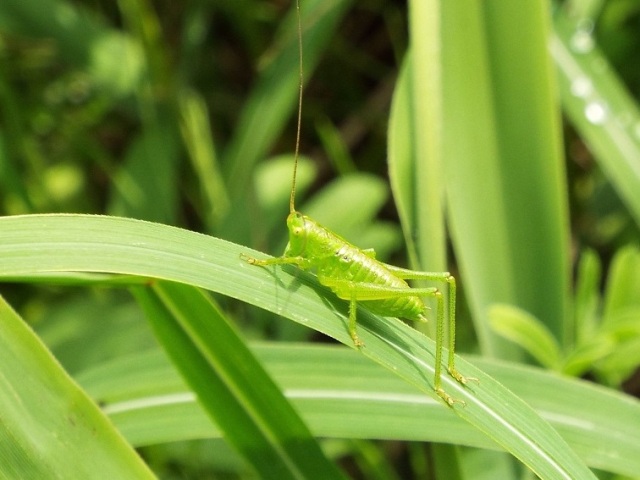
xmin=242 ymin=0 xmax=470 ymax=406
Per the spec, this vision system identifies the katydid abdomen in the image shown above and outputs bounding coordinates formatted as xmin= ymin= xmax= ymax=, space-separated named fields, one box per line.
xmin=318 ymin=252 xmax=426 ymax=321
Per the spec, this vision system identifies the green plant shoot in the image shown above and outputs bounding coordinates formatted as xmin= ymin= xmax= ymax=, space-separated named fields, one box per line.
xmin=241 ymin=0 xmax=471 ymax=406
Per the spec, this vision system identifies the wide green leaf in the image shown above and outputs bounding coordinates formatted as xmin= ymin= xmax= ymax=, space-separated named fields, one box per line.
xmin=0 ymin=296 xmax=156 ymax=479
xmin=0 ymin=214 xmax=596 ymax=479
xmin=391 ymin=1 xmax=570 ymax=359
xmin=77 ymin=343 xmax=640 ymax=478
xmin=133 ymin=282 xmax=344 ymax=479
xmin=489 ymin=304 xmax=562 ymax=369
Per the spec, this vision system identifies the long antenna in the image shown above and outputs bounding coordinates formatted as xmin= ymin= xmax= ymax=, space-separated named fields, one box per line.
xmin=290 ymin=0 xmax=303 ymax=214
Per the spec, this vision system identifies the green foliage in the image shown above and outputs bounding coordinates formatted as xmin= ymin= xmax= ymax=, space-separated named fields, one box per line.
xmin=1 ymin=0 xmax=640 ymax=478
xmin=0 ymin=296 xmax=155 ymax=479
xmin=490 ymin=246 xmax=640 ymax=384
xmin=133 ymin=282 xmax=344 ymax=479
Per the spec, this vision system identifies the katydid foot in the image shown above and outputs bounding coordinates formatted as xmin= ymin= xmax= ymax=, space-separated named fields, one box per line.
xmin=436 ymin=369 xmax=479 ymax=407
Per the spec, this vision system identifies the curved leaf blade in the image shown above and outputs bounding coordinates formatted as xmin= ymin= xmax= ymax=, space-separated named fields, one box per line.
xmin=0 ymin=214 xmax=595 ymax=479
xmin=134 ymin=282 xmax=344 ymax=480
xmin=0 ymin=296 xmax=156 ymax=479
xmin=78 ymin=344 xmax=640 ymax=478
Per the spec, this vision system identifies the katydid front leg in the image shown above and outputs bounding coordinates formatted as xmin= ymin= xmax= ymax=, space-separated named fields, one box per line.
xmin=240 ymin=253 xmax=311 ymax=269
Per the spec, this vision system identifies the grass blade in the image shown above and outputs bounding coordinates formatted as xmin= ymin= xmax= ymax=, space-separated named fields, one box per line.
xmin=0 ymin=296 xmax=156 ymax=479
xmin=392 ymin=1 xmax=570 ymax=357
xmin=0 ymin=214 xmax=596 ymax=479
xmin=133 ymin=282 xmax=344 ymax=480
xmin=552 ymin=9 xmax=640 ymax=227
xmin=78 ymin=343 xmax=640 ymax=478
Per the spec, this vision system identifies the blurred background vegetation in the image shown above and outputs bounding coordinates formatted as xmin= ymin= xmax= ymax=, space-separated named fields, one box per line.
xmin=1 ymin=0 xmax=640 ymax=478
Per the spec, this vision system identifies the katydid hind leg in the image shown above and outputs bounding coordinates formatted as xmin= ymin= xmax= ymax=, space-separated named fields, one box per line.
xmin=382 ymin=264 xmax=452 ymax=281
xmin=323 ymin=279 xmax=440 ymax=348
xmin=374 ymin=270 xmax=471 ymax=390
xmin=367 ymin=264 xmax=462 ymax=381
xmin=319 ymin=278 xmax=439 ymax=301
xmin=321 ymin=275 xmax=472 ymax=404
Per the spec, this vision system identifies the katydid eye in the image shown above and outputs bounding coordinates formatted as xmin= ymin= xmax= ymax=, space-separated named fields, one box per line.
xmin=293 ymin=226 xmax=303 ymax=236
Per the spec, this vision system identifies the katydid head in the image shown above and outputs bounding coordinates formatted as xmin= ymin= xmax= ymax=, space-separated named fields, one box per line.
xmin=284 ymin=211 xmax=308 ymax=256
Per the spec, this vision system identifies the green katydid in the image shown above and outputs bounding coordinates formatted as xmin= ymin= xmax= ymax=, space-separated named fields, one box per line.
xmin=242 ymin=0 xmax=471 ymax=406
